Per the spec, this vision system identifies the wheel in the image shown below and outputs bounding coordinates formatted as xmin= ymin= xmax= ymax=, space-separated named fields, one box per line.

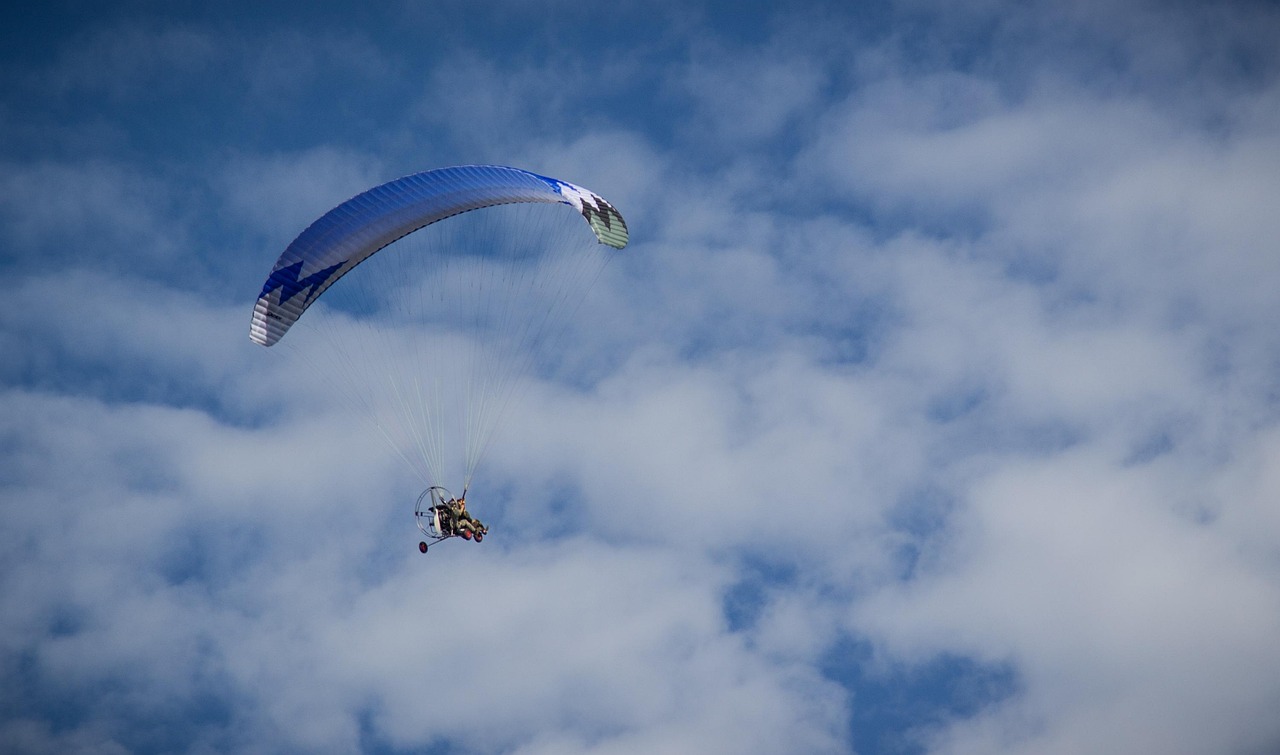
xmin=418 ymin=541 xmax=428 ymax=554
xmin=461 ymin=530 xmax=473 ymax=541
xmin=474 ymin=532 xmax=484 ymax=543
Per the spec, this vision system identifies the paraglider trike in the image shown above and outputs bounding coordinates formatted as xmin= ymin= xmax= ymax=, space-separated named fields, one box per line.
xmin=415 ymin=486 xmax=487 ymax=553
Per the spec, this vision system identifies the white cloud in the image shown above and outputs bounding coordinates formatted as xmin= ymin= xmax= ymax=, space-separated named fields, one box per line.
xmin=0 ymin=160 xmax=188 ymax=270
xmin=675 ymin=44 xmax=827 ymax=146
xmin=851 ymin=443 xmax=1280 ymax=754
xmin=217 ymin=148 xmax=389 ymax=246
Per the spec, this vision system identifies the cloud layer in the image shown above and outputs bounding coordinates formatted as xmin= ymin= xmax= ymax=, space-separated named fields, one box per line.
xmin=4 ymin=2 xmax=1280 ymax=753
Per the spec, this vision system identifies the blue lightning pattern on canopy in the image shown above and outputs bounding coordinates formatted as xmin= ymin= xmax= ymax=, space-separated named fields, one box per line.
xmin=259 ymin=259 xmax=345 ymax=306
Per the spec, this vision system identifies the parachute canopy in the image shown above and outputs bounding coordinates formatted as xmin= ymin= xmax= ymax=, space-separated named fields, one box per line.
xmin=250 ymin=164 xmax=628 ymax=347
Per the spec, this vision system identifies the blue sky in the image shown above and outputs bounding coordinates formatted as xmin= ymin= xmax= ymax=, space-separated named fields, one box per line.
xmin=4 ymin=1 xmax=1280 ymax=753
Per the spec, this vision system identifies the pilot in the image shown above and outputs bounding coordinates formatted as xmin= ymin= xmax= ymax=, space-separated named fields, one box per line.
xmin=443 ymin=496 xmax=487 ymax=540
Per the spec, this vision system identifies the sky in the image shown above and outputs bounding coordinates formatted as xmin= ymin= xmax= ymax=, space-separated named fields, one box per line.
xmin=3 ymin=1 xmax=1280 ymax=753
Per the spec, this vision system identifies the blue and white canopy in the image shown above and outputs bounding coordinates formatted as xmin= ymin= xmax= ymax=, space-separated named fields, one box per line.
xmin=250 ymin=164 xmax=628 ymax=347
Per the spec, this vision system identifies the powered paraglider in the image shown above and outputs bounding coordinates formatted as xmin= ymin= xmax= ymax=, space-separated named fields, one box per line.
xmin=250 ymin=165 xmax=628 ymax=550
